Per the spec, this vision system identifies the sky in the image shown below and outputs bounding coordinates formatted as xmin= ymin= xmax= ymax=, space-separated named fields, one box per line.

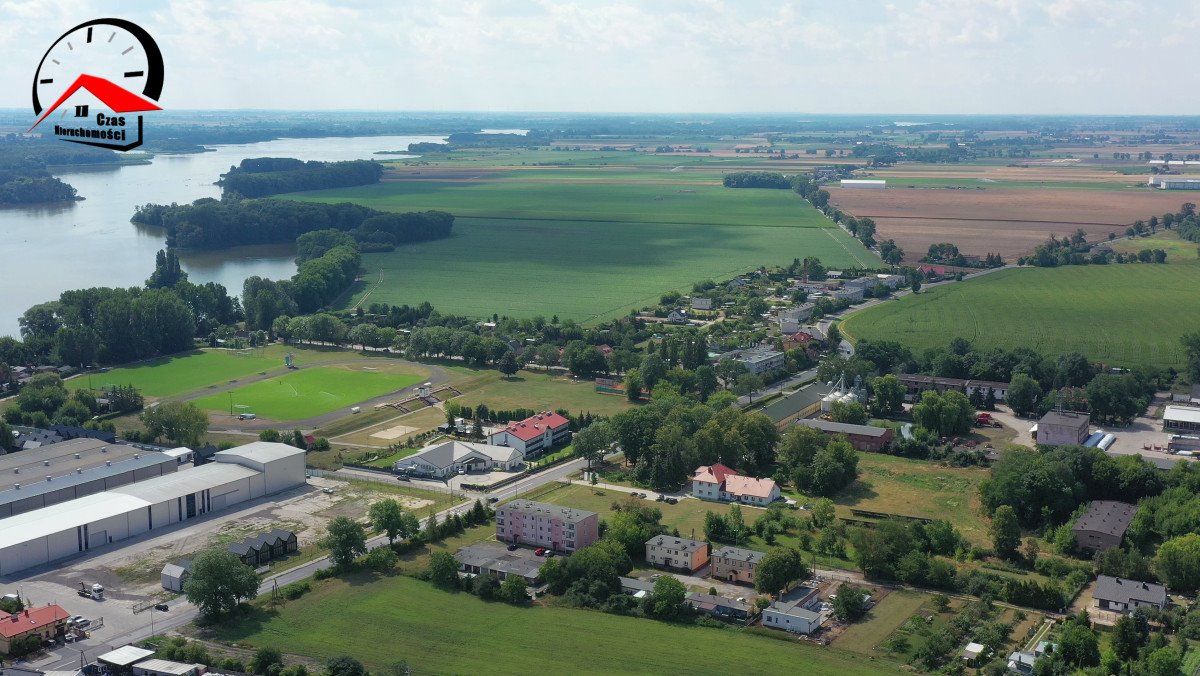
xmin=1 ymin=0 xmax=1198 ymax=115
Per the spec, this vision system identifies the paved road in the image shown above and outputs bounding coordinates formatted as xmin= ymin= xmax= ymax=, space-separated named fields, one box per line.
xmin=25 ymin=455 xmax=594 ymax=672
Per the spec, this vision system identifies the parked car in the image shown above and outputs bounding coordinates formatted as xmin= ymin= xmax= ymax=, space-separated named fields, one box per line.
xmin=545 ymin=551 xmax=556 ymax=558
xmin=655 ymin=495 xmax=665 ymax=502
xmin=507 ymin=544 xmax=518 ymax=551
xmin=487 ymin=497 xmax=499 ymax=503
xmin=535 ymin=548 xmax=546 ymax=556
xmin=665 ymin=497 xmax=678 ymax=505
xmin=154 ymin=603 xmax=169 ymax=612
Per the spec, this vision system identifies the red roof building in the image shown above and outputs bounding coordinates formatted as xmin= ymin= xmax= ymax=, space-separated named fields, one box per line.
xmin=0 ymin=605 xmax=69 ymax=653
xmin=487 ymin=411 xmax=572 ymax=458
xmin=691 ymin=464 xmax=780 ymax=507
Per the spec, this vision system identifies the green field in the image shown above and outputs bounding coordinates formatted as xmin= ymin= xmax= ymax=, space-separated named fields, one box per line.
xmin=842 ymin=264 xmax=1200 ymax=369
xmin=68 ymin=348 xmax=282 ymax=398
xmin=1111 ymin=230 xmax=1200 ymax=262
xmin=192 ymin=366 xmax=422 ymax=421
xmin=836 ymin=590 xmax=930 ymax=655
xmin=214 ymin=573 xmax=900 ymax=675
xmin=283 ymin=159 xmax=876 ymax=323
xmin=450 ymin=367 xmax=634 ymax=417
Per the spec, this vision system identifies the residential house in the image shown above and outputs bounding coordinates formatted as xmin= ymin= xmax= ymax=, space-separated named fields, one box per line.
xmin=487 ymin=411 xmax=572 ymax=457
xmin=1072 ymin=501 xmax=1135 ymax=553
xmin=667 ymin=309 xmax=689 ymax=324
xmin=782 ymin=331 xmax=815 ymax=352
xmin=645 ymin=535 xmax=709 ymax=571
xmin=454 ymin=543 xmax=544 ymax=585
xmin=778 ymin=303 xmax=815 ymax=334
xmin=0 ymin=605 xmax=69 ymax=654
xmin=763 ymin=586 xmax=824 ymax=634
xmin=1036 ymin=411 xmax=1090 ymax=446
xmin=691 ymin=464 xmax=780 ymax=506
xmin=793 ymin=418 xmax=894 ymax=452
xmin=685 ymin=593 xmax=755 ymax=622
xmin=830 ymin=286 xmax=864 ymax=302
xmin=394 ymin=440 xmax=523 ymax=477
xmin=495 ymin=500 xmax=599 ymax=552
xmin=1007 ymin=651 xmax=1038 ymax=675
xmin=691 ymin=297 xmax=714 ymax=311
xmin=876 ymin=273 xmax=905 ymax=289
xmin=1093 ymin=575 xmax=1168 ymax=613
xmin=711 ymin=545 xmax=764 ymax=585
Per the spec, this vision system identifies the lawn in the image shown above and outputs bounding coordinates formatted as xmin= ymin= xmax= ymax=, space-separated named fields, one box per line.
xmin=836 ymin=590 xmax=930 ymax=655
xmin=827 ymin=454 xmax=991 ymax=546
xmin=192 ymin=365 xmax=423 ymax=421
xmin=68 ymin=348 xmax=281 ymax=398
xmin=1111 ymin=230 xmax=1199 ymax=262
xmin=841 ymin=263 xmax=1200 ymax=369
xmin=450 ymin=368 xmax=635 ymax=417
xmin=214 ymin=573 xmax=900 ymax=675
xmin=280 ymin=156 xmax=876 ymax=323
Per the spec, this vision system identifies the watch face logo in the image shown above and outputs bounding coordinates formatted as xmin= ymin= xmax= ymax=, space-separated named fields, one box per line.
xmin=28 ymin=18 xmax=164 ymax=152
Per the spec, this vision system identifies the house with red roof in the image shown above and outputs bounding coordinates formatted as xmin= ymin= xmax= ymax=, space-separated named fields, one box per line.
xmin=692 ymin=463 xmax=780 ymax=506
xmin=0 ymin=604 xmax=69 ymax=654
xmin=486 ymin=411 xmax=572 ymax=458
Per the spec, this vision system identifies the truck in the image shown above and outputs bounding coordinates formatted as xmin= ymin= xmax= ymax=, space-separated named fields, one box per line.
xmin=975 ymin=413 xmax=1002 ymax=428
xmin=77 ymin=582 xmax=104 ymax=600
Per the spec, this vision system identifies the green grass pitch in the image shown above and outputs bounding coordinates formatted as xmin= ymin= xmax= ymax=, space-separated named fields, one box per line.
xmin=192 ymin=366 xmax=422 ymax=421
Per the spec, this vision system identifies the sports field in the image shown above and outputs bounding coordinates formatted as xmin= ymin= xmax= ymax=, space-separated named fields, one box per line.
xmin=283 ymin=153 xmax=876 ymax=323
xmin=842 ymin=264 xmax=1200 ymax=369
xmin=450 ymin=368 xmax=634 ymax=417
xmin=192 ymin=366 xmax=423 ymax=421
xmin=214 ymin=573 xmax=900 ymax=675
xmin=67 ymin=348 xmax=281 ymax=398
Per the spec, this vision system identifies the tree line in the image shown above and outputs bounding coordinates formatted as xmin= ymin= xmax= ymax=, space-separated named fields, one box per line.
xmin=721 ymin=172 xmax=791 ymax=189
xmin=217 ymin=158 xmax=384 ymax=198
xmin=132 ymin=196 xmax=454 ymax=250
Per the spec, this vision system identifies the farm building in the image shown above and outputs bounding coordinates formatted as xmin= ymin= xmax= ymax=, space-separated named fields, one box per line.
xmin=685 ymin=592 xmax=755 ymax=622
xmin=840 ymin=179 xmax=886 ymax=189
xmin=0 ymin=443 xmax=305 ymax=576
xmin=1163 ymin=405 xmax=1200 ymax=433
xmin=160 ymin=560 xmax=190 ymax=592
xmin=1036 ymin=411 xmax=1090 ymax=446
xmin=760 ymin=382 xmax=833 ymax=425
xmin=486 ymin=411 xmax=572 ymax=457
xmin=1072 ymin=500 xmax=1135 ymax=553
xmin=793 ymin=418 xmax=894 ymax=451
xmin=1148 ymin=176 xmax=1200 ymax=190
xmin=394 ymin=440 xmax=522 ymax=478
xmin=897 ymin=375 xmax=1008 ymax=403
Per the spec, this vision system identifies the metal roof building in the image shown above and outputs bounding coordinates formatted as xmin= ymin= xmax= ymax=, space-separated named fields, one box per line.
xmin=0 ymin=442 xmax=305 ymax=577
xmin=0 ymin=450 xmax=178 ymax=519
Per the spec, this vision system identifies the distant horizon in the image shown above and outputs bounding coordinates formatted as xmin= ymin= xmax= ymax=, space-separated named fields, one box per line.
xmin=2 ymin=1 xmax=1198 ymax=114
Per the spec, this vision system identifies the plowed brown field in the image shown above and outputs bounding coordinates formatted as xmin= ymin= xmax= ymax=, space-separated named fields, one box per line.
xmin=828 ymin=186 xmax=1191 ymax=260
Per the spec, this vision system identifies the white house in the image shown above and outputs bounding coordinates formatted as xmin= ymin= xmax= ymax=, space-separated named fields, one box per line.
xmin=692 ymin=464 xmax=780 ymax=506
xmin=393 ymin=440 xmax=523 ymax=478
xmin=487 ymin=411 xmax=572 ymax=458
xmin=778 ymin=303 xmax=815 ymax=334
xmin=763 ymin=586 xmax=824 ymax=634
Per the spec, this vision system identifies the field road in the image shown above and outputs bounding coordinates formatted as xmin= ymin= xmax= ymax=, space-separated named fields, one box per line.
xmin=23 ymin=454 xmax=598 ymax=672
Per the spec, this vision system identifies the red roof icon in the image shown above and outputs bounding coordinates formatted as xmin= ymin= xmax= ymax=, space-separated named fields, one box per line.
xmin=29 ymin=73 xmax=161 ymax=132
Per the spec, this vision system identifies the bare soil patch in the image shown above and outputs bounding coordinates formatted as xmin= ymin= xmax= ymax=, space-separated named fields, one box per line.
xmin=829 ymin=186 xmax=1189 ymax=260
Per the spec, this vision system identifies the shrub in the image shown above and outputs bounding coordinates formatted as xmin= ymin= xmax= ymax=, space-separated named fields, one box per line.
xmin=282 ymin=582 xmax=311 ymax=600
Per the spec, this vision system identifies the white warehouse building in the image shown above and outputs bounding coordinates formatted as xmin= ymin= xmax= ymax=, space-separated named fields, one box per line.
xmin=0 ymin=442 xmax=305 ymax=576
xmin=839 ymin=179 xmax=886 ymax=189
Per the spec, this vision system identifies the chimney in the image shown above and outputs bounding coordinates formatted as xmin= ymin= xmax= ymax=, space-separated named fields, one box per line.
xmin=106 ymin=460 xmax=111 ymax=466
xmin=43 ymin=461 xmax=49 ymax=466
xmin=46 ymin=476 xmax=51 ymax=482
xmin=74 ymin=453 xmax=81 ymax=459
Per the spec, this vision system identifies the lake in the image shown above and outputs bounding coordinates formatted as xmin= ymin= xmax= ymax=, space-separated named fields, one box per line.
xmin=0 ymin=134 xmax=445 ymax=337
